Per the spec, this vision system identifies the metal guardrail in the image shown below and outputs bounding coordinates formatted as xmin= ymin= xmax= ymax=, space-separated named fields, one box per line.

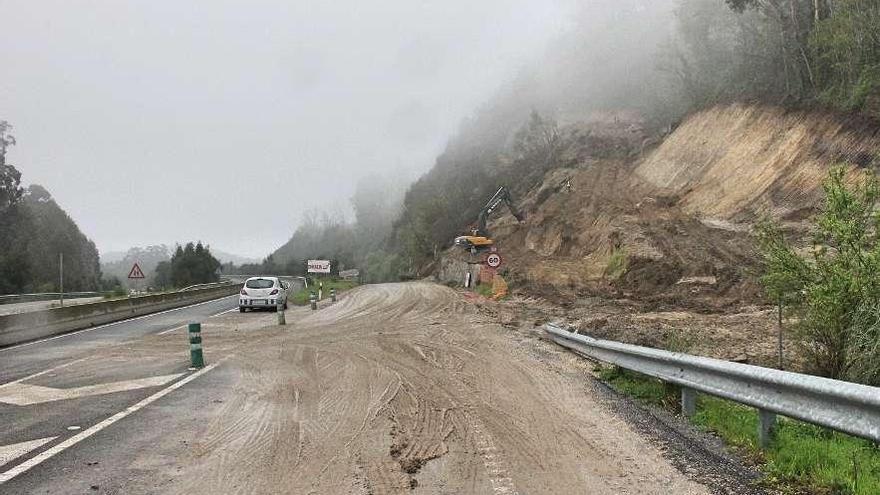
xmin=545 ymin=323 xmax=880 ymax=446
xmin=178 ymin=282 xmax=236 ymax=292
xmin=0 ymin=292 xmax=101 ymax=305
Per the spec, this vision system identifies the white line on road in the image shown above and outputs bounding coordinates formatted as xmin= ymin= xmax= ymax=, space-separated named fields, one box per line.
xmin=156 ymin=325 xmax=186 ymax=336
xmin=211 ymin=308 xmax=239 ymax=317
xmin=0 ymin=360 xmax=225 ymax=485
xmin=0 ymin=296 xmax=237 ymax=353
xmin=0 ymin=373 xmax=185 ymax=406
xmin=156 ymin=307 xmax=238 ymax=336
xmin=0 ymin=357 xmax=92 ymax=388
xmin=0 ymin=437 xmax=57 ymax=468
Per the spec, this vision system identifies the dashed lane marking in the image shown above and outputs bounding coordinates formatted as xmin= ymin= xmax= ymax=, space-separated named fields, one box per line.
xmin=156 ymin=307 xmax=238 ymax=336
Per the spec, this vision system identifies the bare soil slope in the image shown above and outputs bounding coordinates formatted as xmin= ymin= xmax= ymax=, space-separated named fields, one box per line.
xmin=472 ymin=104 xmax=880 ymax=307
xmin=638 ymin=104 xmax=880 ymax=221
xmin=439 ymin=104 xmax=880 ymax=366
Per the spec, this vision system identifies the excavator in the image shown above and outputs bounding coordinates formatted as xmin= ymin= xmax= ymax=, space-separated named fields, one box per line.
xmin=454 ymin=186 xmax=525 ymax=253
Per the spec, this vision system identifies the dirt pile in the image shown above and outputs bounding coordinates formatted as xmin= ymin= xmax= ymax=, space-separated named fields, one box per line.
xmin=439 ymin=104 xmax=880 ymax=314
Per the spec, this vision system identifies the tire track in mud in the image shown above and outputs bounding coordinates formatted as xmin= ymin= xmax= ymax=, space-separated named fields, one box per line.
xmin=163 ymin=283 xmax=712 ymax=495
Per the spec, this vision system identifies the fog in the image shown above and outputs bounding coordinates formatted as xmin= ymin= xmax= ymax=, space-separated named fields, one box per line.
xmin=0 ymin=1 xmax=572 ymax=258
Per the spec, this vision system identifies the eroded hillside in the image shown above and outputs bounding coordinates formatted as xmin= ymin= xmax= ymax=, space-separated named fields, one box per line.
xmin=439 ymin=104 xmax=880 ymax=366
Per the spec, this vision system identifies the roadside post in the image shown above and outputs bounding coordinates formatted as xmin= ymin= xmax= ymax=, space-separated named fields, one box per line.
xmin=59 ymin=253 xmax=64 ymax=308
xmin=277 ymin=308 xmax=286 ymax=325
xmin=318 ymin=281 xmax=324 ymax=301
xmin=330 ymin=288 xmax=337 ymax=303
xmin=188 ymin=323 xmax=205 ymax=368
xmin=777 ymin=298 xmax=784 ymax=370
xmin=309 ymin=291 xmax=317 ymax=310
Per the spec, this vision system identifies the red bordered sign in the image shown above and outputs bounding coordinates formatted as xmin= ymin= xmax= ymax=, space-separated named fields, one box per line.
xmin=485 ymin=253 xmax=503 ymax=268
xmin=128 ymin=262 xmax=145 ymax=279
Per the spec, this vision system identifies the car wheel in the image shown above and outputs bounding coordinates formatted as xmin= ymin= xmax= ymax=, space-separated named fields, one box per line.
xmin=239 ymin=307 xmax=246 ymax=313
xmin=271 ymin=306 xmax=278 ymax=312
xmin=283 ymin=301 xmax=288 ymax=310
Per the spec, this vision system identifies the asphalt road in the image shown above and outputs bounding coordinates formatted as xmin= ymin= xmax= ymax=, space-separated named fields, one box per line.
xmin=0 ymin=295 xmax=243 ymax=493
xmin=0 ymin=284 xmax=754 ymax=494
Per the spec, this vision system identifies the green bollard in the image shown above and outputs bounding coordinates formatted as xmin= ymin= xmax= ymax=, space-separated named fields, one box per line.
xmin=309 ymin=291 xmax=317 ymax=311
xmin=330 ymin=288 xmax=337 ymax=303
xmin=188 ymin=323 xmax=204 ymax=368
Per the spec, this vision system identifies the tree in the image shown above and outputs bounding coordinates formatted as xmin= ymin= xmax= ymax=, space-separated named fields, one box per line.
xmin=0 ymin=121 xmax=23 ymax=213
xmin=758 ymin=167 xmax=880 ymax=384
xmin=169 ymin=242 xmax=221 ymax=287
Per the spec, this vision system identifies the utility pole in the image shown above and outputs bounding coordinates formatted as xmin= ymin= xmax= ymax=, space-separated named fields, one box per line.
xmin=59 ymin=252 xmax=64 ymax=308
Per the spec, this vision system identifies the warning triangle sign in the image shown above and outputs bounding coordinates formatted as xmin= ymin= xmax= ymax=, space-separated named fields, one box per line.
xmin=128 ymin=262 xmax=146 ymax=279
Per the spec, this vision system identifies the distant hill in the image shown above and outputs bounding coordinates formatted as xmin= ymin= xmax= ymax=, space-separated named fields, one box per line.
xmin=100 ymin=250 xmax=128 ymax=264
xmin=210 ymin=249 xmax=259 ymax=266
xmin=101 ymin=245 xmax=171 ymax=288
xmin=100 ymin=245 xmax=257 ymax=287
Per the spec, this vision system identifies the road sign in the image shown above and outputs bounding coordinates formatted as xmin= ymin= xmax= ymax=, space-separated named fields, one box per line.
xmin=128 ymin=263 xmax=145 ymax=279
xmin=485 ymin=253 xmax=503 ymax=268
xmin=307 ymin=260 xmax=331 ymax=274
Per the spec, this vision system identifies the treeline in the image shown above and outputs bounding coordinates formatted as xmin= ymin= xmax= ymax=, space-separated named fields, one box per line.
xmin=0 ymin=122 xmax=102 ymax=294
xmin=153 ymin=242 xmax=221 ymax=289
xmin=390 ymin=0 xmax=880 ymax=273
xmin=230 ymin=1 xmax=880 ymax=282
xmin=672 ymin=0 xmax=880 ymax=114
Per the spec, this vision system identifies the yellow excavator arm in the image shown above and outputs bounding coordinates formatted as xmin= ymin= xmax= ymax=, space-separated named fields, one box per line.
xmin=454 ymin=186 xmax=524 ymax=253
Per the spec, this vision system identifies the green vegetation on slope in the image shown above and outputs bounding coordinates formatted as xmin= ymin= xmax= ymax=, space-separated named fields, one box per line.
xmin=0 ymin=121 xmax=102 ymax=294
xmin=758 ymin=168 xmax=880 ymax=385
xmin=600 ymin=367 xmax=880 ymax=495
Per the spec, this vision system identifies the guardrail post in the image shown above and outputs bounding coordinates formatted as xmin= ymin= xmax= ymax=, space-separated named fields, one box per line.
xmin=758 ymin=409 xmax=776 ymax=449
xmin=681 ymin=387 xmax=697 ymax=418
xmin=309 ymin=292 xmax=317 ymax=311
xmin=188 ymin=323 xmax=204 ymax=368
xmin=330 ymin=288 xmax=337 ymax=303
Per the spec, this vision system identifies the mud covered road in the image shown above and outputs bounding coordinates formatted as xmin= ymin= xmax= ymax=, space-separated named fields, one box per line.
xmin=1 ymin=283 xmax=724 ymax=494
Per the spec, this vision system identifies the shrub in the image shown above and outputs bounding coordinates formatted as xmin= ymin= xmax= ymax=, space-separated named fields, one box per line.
xmin=758 ymin=167 xmax=880 ymax=384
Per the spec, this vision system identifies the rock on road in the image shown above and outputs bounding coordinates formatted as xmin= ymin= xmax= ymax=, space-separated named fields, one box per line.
xmin=1 ymin=283 xmax=711 ymax=494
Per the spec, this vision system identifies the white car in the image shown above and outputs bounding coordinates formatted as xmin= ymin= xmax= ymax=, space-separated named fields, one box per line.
xmin=239 ymin=276 xmax=290 ymax=312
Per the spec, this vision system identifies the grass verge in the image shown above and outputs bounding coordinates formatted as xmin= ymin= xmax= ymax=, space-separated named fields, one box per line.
xmin=598 ymin=366 xmax=880 ymax=494
xmin=291 ymin=278 xmax=358 ymax=305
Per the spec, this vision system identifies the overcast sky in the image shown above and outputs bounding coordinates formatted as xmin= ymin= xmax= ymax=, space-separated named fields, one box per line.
xmin=0 ymin=1 xmax=572 ymax=258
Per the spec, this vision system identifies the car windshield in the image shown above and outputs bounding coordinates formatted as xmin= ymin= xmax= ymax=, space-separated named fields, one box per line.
xmin=246 ymin=279 xmax=275 ymax=289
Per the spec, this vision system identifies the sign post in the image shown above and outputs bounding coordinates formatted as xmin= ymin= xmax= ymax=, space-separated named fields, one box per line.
xmin=59 ymin=253 xmax=64 ymax=308
xmin=307 ymin=260 xmax=331 ymax=302
xmin=307 ymin=260 xmax=331 ymax=274
xmin=128 ymin=262 xmax=146 ymax=295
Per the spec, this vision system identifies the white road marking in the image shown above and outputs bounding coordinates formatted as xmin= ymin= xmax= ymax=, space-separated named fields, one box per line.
xmin=0 ymin=373 xmax=184 ymax=406
xmin=156 ymin=307 xmax=238 ymax=336
xmin=0 ymin=296 xmax=237 ymax=353
xmin=157 ymin=325 xmax=186 ymax=336
xmin=1 ymin=357 xmax=92 ymax=387
xmin=0 ymin=437 xmax=56 ymax=467
xmin=0 ymin=361 xmax=224 ymax=485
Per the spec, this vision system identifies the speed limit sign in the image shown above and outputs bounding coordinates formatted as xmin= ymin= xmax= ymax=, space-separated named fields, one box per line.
xmin=485 ymin=253 xmax=503 ymax=268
